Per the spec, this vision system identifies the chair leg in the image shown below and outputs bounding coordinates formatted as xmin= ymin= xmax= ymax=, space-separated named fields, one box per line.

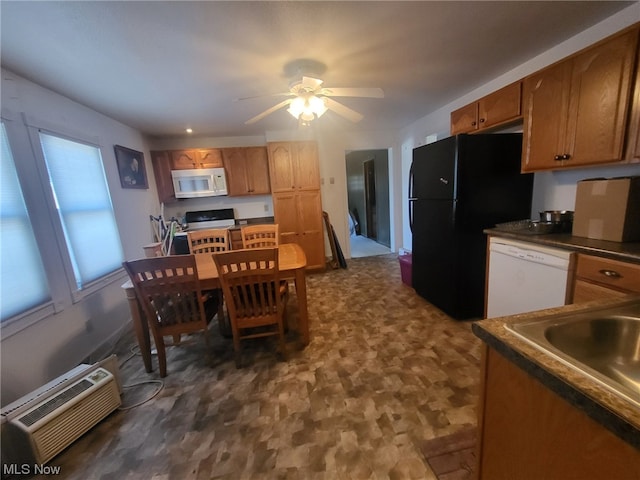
xmin=203 ymin=326 xmax=212 ymax=366
xmin=278 ymin=320 xmax=287 ymax=361
xmin=152 ymin=332 xmax=168 ymax=378
xmin=231 ymin=324 xmax=242 ymax=368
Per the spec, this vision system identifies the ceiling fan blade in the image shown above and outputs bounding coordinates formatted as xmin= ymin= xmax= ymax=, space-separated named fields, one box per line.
xmin=324 ymin=97 xmax=364 ymax=123
xmin=321 ymin=87 xmax=384 ymax=98
xmin=235 ymin=92 xmax=293 ymax=102
xmin=245 ymin=99 xmax=293 ymax=124
xmin=301 ymin=76 xmax=324 ymax=89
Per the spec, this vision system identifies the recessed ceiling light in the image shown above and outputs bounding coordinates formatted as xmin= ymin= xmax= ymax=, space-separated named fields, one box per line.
xmin=186 ymin=128 xmax=193 ymax=134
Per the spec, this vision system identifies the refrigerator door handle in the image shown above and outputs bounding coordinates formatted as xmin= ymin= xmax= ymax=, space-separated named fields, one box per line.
xmin=409 ymin=198 xmax=415 ymax=233
xmin=408 ymin=162 xmax=415 ymax=233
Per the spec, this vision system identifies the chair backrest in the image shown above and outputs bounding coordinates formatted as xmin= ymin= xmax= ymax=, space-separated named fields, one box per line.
xmin=188 ymin=228 xmax=230 ymax=254
xmin=213 ymin=248 xmax=283 ymax=328
xmin=241 ymin=224 xmax=279 ymax=249
xmin=123 ymin=255 xmax=208 ymax=334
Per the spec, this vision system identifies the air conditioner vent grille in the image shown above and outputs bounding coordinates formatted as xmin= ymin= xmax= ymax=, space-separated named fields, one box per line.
xmin=18 ymin=380 xmax=93 ymax=427
xmin=32 ymin=381 xmax=120 ymax=464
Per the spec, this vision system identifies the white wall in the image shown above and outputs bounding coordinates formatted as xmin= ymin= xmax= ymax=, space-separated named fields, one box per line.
xmin=1 ymin=70 xmax=158 ymax=405
xmin=399 ymin=4 xmax=640 ymax=252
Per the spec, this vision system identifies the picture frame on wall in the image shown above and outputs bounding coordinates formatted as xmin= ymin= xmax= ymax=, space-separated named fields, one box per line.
xmin=114 ymin=145 xmax=148 ymax=189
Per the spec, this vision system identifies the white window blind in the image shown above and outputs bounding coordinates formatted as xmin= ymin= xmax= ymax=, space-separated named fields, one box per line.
xmin=1 ymin=123 xmax=51 ymax=320
xmin=39 ymin=133 xmax=123 ymax=289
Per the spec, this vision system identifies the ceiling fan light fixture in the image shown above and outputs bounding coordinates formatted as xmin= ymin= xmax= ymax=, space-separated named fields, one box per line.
xmin=287 ymin=95 xmax=327 ymax=123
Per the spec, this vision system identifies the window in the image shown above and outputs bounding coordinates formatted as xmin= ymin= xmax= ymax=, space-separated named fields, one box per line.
xmin=0 ymin=123 xmax=50 ymax=320
xmin=1 ymin=121 xmax=126 ymax=328
xmin=39 ymin=132 xmax=123 ymax=290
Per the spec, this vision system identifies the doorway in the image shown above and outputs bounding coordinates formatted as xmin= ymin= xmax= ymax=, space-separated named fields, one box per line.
xmin=345 ymin=149 xmax=391 ymax=258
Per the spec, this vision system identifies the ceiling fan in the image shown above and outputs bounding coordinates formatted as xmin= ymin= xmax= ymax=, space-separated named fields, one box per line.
xmin=241 ymin=60 xmax=384 ymax=126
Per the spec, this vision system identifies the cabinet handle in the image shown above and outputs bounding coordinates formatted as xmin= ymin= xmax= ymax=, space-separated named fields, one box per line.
xmin=599 ymin=269 xmax=622 ymax=278
xmin=479 ymin=118 xmax=486 ymax=123
xmin=554 ymin=155 xmax=562 ymax=161
xmin=561 ymin=154 xmax=571 ymax=160
xmin=471 ymin=121 xmax=477 ymax=126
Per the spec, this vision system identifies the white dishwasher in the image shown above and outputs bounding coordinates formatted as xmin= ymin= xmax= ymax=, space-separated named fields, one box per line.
xmin=486 ymin=237 xmax=573 ymax=318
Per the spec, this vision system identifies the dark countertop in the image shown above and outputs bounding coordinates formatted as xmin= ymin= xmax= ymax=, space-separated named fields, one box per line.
xmin=232 ymin=216 xmax=274 ymax=228
xmin=485 ymin=228 xmax=640 ymax=264
xmin=472 ymin=297 xmax=640 ymax=448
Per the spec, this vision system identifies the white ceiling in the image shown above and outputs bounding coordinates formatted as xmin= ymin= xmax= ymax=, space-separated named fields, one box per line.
xmin=1 ymin=1 xmax=635 ymax=138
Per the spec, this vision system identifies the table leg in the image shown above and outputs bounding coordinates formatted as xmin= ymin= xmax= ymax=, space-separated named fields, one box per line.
xmin=294 ymin=268 xmax=309 ymax=346
xmin=125 ymin=289 xmax=152 ymax=372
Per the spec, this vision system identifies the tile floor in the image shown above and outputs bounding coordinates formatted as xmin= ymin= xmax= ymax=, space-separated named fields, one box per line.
xmin=34 ymin=254 xmax=481 ymax=479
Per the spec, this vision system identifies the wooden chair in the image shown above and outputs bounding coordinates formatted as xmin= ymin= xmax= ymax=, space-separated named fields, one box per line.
xmin=123 ymin=255 xmax=220 ymax=377
xmin=188 ymin=228 xmax=230 ymax=254
xmin=213 ymin=248 xmax=288 ymax=367
xmin=187 ymin=228 xmax=230 ymax=333
xmin=241 ymin=224 xmax=279 ymax=249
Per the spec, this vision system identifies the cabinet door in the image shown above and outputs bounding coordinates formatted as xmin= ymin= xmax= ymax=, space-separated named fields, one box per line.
xmin=478 ymin=82 xmax=522 ymax=129
xmin=222 ymin=148 xmax=248 ymax=196
xmin=273 ymin=191 xmax=325 ymax=270
xmin=294 ymin=141 xmax=321 ymax=190
xmin=565 ymin=28 xmax=637 ymax=168
xmin=170 ymin=150 xmax=199 ymax=170
xmin=244 ymin=147 xmax=271 ymax=194
xmin=625 ymin=36 xmax=640 ymax=163
xmin=478 ymin=346 xmax=640 ymax=479
xmin=296 ymin=190 xmax=325 ymax=270
xmin=522 ymin=61 xmax=572 ymax=171
xmin=223 ymin=147 xmax=270 ymax=196
xmin=450 ymin=103 xmax=479 ymax=135
xmin=273 ymin=192 xmax=300 ymax=243
xmin=197 ymin=149 xmax=223 ymax=168
xmin=150 ymin=150 xmax=176 ymax=204
xmin=268 ymin=143 xmax=296 ymax=192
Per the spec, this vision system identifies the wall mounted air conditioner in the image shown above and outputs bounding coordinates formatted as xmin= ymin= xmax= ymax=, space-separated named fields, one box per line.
xmin=1 ymin=362 xmax=121 ymax=465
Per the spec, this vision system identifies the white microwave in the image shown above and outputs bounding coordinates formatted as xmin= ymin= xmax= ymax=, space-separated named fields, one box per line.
xmin=171 ymin=168 xmax=228 ymax=198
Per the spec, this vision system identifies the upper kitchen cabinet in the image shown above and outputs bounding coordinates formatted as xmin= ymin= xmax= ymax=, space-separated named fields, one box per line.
xmin=625 ymin=40 xmax=640 ymax=163
xmin=170 ymin=148 xmax=223 ymax=169
xmin=150 ymin=150 xmax=177 ymax=204
xmin=267 ymin=141 xmax=321 ymax=193
xmin=450 ymin=82 xmax=522 ymax=135
xmin=222 ymin=147 xmax=271 ymax=196
xmin=522 ymin=27 xmax=639 ymax=172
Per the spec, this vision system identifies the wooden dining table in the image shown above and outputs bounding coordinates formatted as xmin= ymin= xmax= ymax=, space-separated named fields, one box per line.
xmin=122 ymin=243 xmax=309 ymax=373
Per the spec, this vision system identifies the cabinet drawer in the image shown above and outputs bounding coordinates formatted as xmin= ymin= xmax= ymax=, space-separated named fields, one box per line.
xmin=576 ymin=255 xmax=640 ymax=293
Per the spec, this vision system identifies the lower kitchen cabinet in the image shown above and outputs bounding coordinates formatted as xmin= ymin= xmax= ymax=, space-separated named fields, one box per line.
xmin=476 ymin=345 xmax=640 ymax=479
xmin=572 ymin=254 xmax=640 ymax=303
xmin=273 ymin=190 xmax=325 ymax=271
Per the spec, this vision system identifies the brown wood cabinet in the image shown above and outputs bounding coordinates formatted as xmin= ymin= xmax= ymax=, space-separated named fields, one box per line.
xmin=268 ymin=141 xmax=325 ymax=271
xmin=267 ymin=142 xmax=321 ymax=192
xmin=477 ymin=345 xmax=640 ymax=479
xmin=150 ymin=150 xmax=177 ymax=204
xmin=572 ymin=254 xmax=640 ymax=303
xmin=450 ymin=82 xmax=522 ymax=135
xmin=222 ymin=147 xmax=271 ymax=196
xmin=626 ymin=40 xmax=640 ymax=163
xmin=522 ymin=27 xmax=639 ymax=172
xmin=170 ymin=148 xmax=223 ymax=169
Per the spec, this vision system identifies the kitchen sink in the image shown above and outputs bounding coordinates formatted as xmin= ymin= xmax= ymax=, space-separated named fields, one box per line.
xmin=506 ymin=299 xmax=640 ymax=408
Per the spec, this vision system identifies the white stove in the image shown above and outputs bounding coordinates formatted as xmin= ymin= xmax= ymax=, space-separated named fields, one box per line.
xmin=173 ymin=209 xmax=236 ymax=254
xmin=184 ymin=208 xmax=235 ymax=230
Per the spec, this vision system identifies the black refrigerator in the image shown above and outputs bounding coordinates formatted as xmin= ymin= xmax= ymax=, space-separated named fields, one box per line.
xmin=409 ymin=134 xmax=533 ymax=320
